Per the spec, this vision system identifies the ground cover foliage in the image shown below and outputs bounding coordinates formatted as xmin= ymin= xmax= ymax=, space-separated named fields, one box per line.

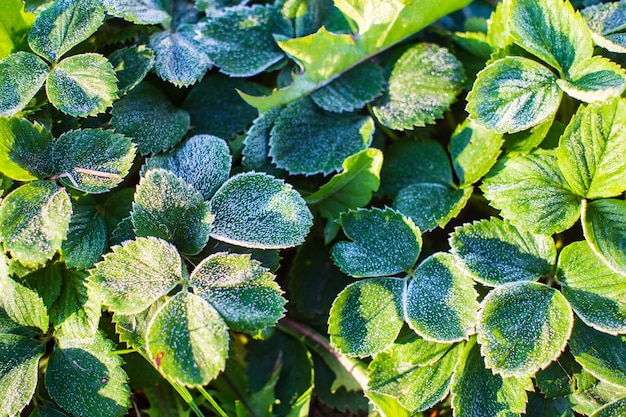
xmin=0 ymin=0 xmax=625 ymax=416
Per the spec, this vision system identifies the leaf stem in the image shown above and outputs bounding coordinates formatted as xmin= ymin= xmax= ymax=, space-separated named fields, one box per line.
xmin=196 ymin=385 xmax=230 ymax=417
xmin=108 ymin=348 xmax=137 ymax=355
xmin=165 ymin=376 xmax=206 ymax=417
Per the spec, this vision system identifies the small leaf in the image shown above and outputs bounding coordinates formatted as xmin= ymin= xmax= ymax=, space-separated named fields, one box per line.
xmin=103 ymin=0 xmax=170 ymax=25
xmin=0 ymin=116 xmax=54 ymax=181
xmin=583 ymin=1 xmax=626 ymax=53
xmin=450 ymin=119 xmax=503 ymax=187
xmin=109 ymin=45 xmax=156 ymax=95
xmin=365 ymin=392 xmax=411 ymax=417
xmin=590 ymin=397 xmax=626 ymax=417
xmin=210 ymin=172 xmax=313 ymax=249
xmin=477 ymin=281 xmax=574 ymax=377
xmin=0 ymin=52 xmax=49 ymax=117
xmin=49 ymin=269 xmax=100 ymax=338
xmin=557 ymin=56 xmax=626 ymax=103
xmin=536 ymin=350 xmax=590 ymax=398
xmin=328 ymin=277 xmax=405 ymax=357
xmin=61 ymin=205 xmax=107 ymax=270
xmin=582 ymin=199 xmax=626 ymax=275
xmin=0 ymin=273 xmax=49 ymax=332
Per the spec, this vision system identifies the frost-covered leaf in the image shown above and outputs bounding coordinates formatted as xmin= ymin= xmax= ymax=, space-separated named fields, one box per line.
xmin=52 ymin=129 xmax=135 ymax=194
xmin=0 ymin=273 xmax=48 ymax=332
xmin=582 ymin=199 xmax=626 ymax=275
xmin=569 ymin=378 xmax=626 ymax=416
xmin=0 ymin=0 xmax=35 ymax=59
xmin=28 ymin=0 xmax=105 ymax=62
xmin=102 ymin=0 xmax=170 ymax=25
xmin=368 ymin=335 xmax=464 ymax=413
xmin=0 ymin=116 xmax=54 ymax=181
xmin=111 ymin=82 xmax=189 ymax=155
xmin=583 ymin=1 xmax=626 ymax=53
xmin=373 ymin=43 xmax=465 ymax=130
xmin=144 ymin=134 xmax=231 ymax=200
xmin=46 ymin=332 xmax=131 ymax=417
xmin=0 ymin=52 xmax=49 ymax=117
xmin=46 ymin=53 xmax=118 ymax=117
xmin=49 ymin=269 xmax=100 ymax=338
xmin=190 ymin=252 xmax=284 ymax=335
xmin=61 ymin=205 xmax=107 ymax=270
xmin=557 ymin=57 xmax=626 ymax=103
xmin=466 ymin=57 xmax=562 ymax=134
xmin=481 ymin=151 xmax=582 ymax=235
xmin=0 ymin=181 xmax=71 ymax=267
xmin=132 ymin=169 xmax=213 ymax=255
xmin=590 ymin=397 xmax=626 ymax=417
xmin=449 ymin=217 xmax=557 ymax=286
xmin=210 ymin=172 xmax=313 ymax=249
xmin=89 ymin=237 xmax=182 ymax=314
xmin=269 ymin=99 xmax=374 ymax=175
xmin=146 ymin=291 xmax=229 ymax=386
xmin=109 ymin=45 xmax=156 ymax=95
xmin=329 ymin=277 xmax=404 ymax=357
xmin=241 ymin=108 xmax=285 ymax=175
xmin=557 ymin=241 xmax=626 ymax=335
xmin=556 ymin=99 xmax=626 ymax=199
xmin=450 ymin=119 xmax=503 ymax=187
xmin=477 ymin=281 xmax=574 ymax=377
xmin=331 ymin=208 xmax=421 ymax=277
xmin=405 ymin=253 xmax=479 ymax=343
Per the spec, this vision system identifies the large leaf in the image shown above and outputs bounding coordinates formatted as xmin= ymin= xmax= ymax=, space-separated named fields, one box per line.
xmin=0 ymin=0 xmax=35 ymax=59
xmin=61 ymin=205 xmax=107 ymax=270
xmin=102 ymin=0 xmax=170 ymax=25
xmin=0 ymin=273 xmax=49 ymax=333
xmin=450 ymin=119 xmax=503 ymax=187
xmin=582 ymin=1 xmax=626 ymax=53
xmin=582 ymin=199 xmax=626 ymax=275
xmin=0 ymin=116 xmax=54 ymax=181
xmin=0 ymin=52 xmax=49 ymax=117
xmin=557 ymin=56 xmax=626 ymax=103
xmin=108 ymin=45 xmax=156 ymax=95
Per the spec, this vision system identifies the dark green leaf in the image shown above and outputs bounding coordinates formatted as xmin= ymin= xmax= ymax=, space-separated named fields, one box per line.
xmin=536 ymin=350 xmax=588 ymax=398
xmin=0 ymin=273 xmax=48 ymax=332
xmin=450 ymin=119 xmax=503 ymax=187
xmin=49 ymin=269 xmax=100 ymax=338
xmin=0 ymin=52 xmax=49 ymax=117
xmin=0 ymin=116 xmax=54 ymax=181
xmin=61 ymin=205 xmax=107 ymax=270
xmin=582 ymin=199 xmax=626 ymax=274
xmin=109 ymin=45 xmax=156 ymax=95
xmin=242 ymin=108 xmax=286 ymax=176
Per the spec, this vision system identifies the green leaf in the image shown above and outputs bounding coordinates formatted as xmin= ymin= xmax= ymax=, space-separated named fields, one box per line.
xmin=481 ymin=151 xmax=582 ymax=235
xmin=61 ymin=205 xmax=107 ymax=270
xmin=405 ymin=253 xmax=479 ymax=343
xmin=331 ymin=207 xmax=422 ymax=277
xmin=146 ymin=291 xmax=229 ymax=386
xmin=132 ymin=169 xmax=213 ymax=255
xmin=89 ymin=237 xmax=182 ymax=314
xmin=556 ymin=99 xmax=626 ymax=199
xmin=450 ymin=119 xmax=503 ymax=187
xmin=486 ymin=1 xmax=512 ymax=49
xmin=477 ymin=281 xmax=574 ymax=377
xmin=111 ymin=82 xmax=190 ymax=155
xmin=113 ymin=297 xmax=166 ymax=351
xmin=46 ymin=332 xmax=131 ymax=417
xmin=582 ymin=199 xmax=626 ymax=275
xmin=536 ymin=350 xmax=591 ymax=398
xmin=373 ymin=43 xmax=465 ymax=130
xmin=557 ymin=241 xmax=626 ymax=335
xmin=0 ymin=116 xmax=54 ymax=181
xmin=49 ymin=268 xmax=100 ymax=338
xmin=102 ymin=0 xmax=170 ymax=25
xmin=467 ymin=57 xmax=562 ymax=134
xmin=365 ymin=392 xmax=412 ymax=417
xmin=569 ymin=379 xmax=626 ymax=416
xmin=328 ymin=277 xmax=405 ymax=357
xmin=109 ymin=45 xmax=156 ymax=95
xmin=0 ymin=0 xmax=35 ymax=59
xmin=31 ymin=401 xmax=73 ymax=417
xmin=0 ymin=181 xmax=71 ymax=267
xmin=0 ymin=273 xmax=49 ymax=332
xmin=242 ymin=108 xmax=286 ymax=176
xmin=21 ymin=262 xmax=63 ymax=315
xmin=269 ymin=99 xmax=373 ymax=176
xmin=52 ymin=129 xmax=135 ymax=194
xmin=46 ymin=53 xmax=118 ymax=117
xmin=449 ymin=217 xmax=557 ymax=286
xmin=210 ymin=172 xmax=313 ymax=249
xmin=590 ymin=397 xmax=626 ymax=417
xmin=190 ymin=252 xmax=285 ymax=335
xmin=557 ymin=56 xmax=626 ymax=103
xmin=583 ymin=1 xmax=626 ymax=54
xmin=144 ymin=134 xmax=232 ymax=200
xmin=0 ymin=52 xmax=49 ymax=117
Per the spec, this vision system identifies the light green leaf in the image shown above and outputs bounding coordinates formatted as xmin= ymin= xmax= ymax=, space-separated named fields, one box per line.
xmin=486 ymin=0 xmax=512 ymax=49
xmin=46 ymin=332 xmax=131 ymax=417
xmin=146 ymin=291 xmax=229 ymax=386
xmin=0 ymin=181 xmax=71 ymax=267
xmin=558 ymin=56 xmax=626 ymax=103
xmin=89 ymin=237 xmax=183 ymax=314
xmin=111 ymin=82 xmax=189 ymax=155
xmin=582 ymin=199 xmax=626 ymax=275
xmin=373 ymin=43 xmax=465 ymax=130
xmin=0 ymin=0 xmax=35 ymax=59
xmin=0 ymin=116 xmax=54 ymax=181
xmin=449 ymin=217 xmax=557 ymax=286
xmin=0 ymin=273 xmax=48 ymax=332
xmin=109 ymin=45 xmax=156 ymax=95
xmin=590 ymin=397 xmax=626 ymax=417
xmin=61 ymin=205 xmax=107 ymax=270
xmin=331 ymin=207 xmax=422 ymax=277
xmin=46 ymin=53 xmax=118 ymax=117
xmin=113 ymin=297 xmax=166 ymax=351
xmin=405 ymin=253 xmax=479 ymax=343
xmin=210 ymin=172 xmax=313 ymax=249
xmin=467 ymin=57 xmax=562 ymax=134
xmin=450 ymin=119 xmax=503 ymax=187
xmin=102 ymin=0 xmax=170 ymax=25
xmin=49 ymin=268 xmax=100 ymax=338
xmin=481 ymin=151 xmax=582 ymax=235
xmin=556 ymin=99 xmax=626 ymax=199
xmin=365 ymin=392 xmax=412 ymax=417
xmin=477 ymin=281 xmax=574 ymax=377
xmin=583 ymin=1 xmax=626 ymax=53
xmin=569 ymin=379 xmax=626 ymax=416
xmin=0 ymin=52 xmax=49 ymax=117
xmin=190 ymin=252 xmax=284 ymax=335
xmin=132 ymin=169 xmax=213 ymax=255
xmin=328 ymin=277 xmax=405 ymax=357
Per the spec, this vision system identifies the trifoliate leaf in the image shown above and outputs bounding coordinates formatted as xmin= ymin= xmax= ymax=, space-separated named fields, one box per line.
xmin=61 ymin=205 xmax=107 ymax=270
xmin=0 ymin=181 xmax=71 ymax=267
xmin=110 ymin=82 xmax=189 ymax=155
xmin=102 ymin=0 xmax=170 ymax=25
xmin=132 ymin=169 xmax=213 ymax=255
xmin=557 ymin=241 xmax=626 ymax=335
xmin=331 ymin=207 xmax=421 ymax=277
xmin=146 ymin=291 xmax=229 ymax=386
xmin=89 ymin=237 xmax=182 ymax=314
xmin=368 ymin=336 xmax=464 ymax=413
xmin=0 ymin=52 xmax=48 ymax=117
xmin=583 ymin=1 xmax=626 ymax=53
xmin=46 ymin=53 xmax=118 ymax=117
xmin=210 ymin=172 xmax=313 ymax=249
xmin=556 ymin=99 xmax=626 ymax=199
xmin=0 ymin=116 xmax=54 ymax=181
xmin=373 ymin=43 xmax=465 ymax=130
xmin=509 ymin=0 xmax=593 ymax=76
xmin=450 ymin=119 xmax=503 ymax=187
xmin=0 ymin=274 xmax=48 ymax=332
xmin=582 ymin=199 xmax=626 ymax=275
xmin=481 ymin=151 xmax=582 ymax=235
xmin=190 ymin=252 xmax=284 ymax=335
xmin=28 ymin=0 xmax=105 ymax=62
xmin=405 ymin=253 xmax=479 ymax=343
xmin=558 ymin=56 xmax=626 ymax=103
xmin=328 ymin=277 xmax=405 ymax=357
xmin=590 ymin=397 xmax=626 ymax=417
xmin=144 ymin=134 xmax=231 ymax=200
xmin=477 ymin=281 xmax=574 ymax=377
xmin=0 ymin=0 xmax=35 ymax=59
xmin=449 ymin=217 xmax=557 ymax=286
xmin=466 ymin=57 xmax=562 ymax=134
xmin=109 ymin=45 xmax=156 ymax=95
xmin=46 ymin=332 xmax=131 ymax=417
xmin=269 ymin=98 xmax=374 ymax=175
xmin=52 ymin=129 xmax=135 ymax=194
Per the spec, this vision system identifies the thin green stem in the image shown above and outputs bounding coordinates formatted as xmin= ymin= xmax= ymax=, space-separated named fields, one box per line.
xmin=196 ymin=385 xmax=230 ymax=417
xmin=108 ymin=348 xmax=137 ymax=355
xmin=166 ymin=377 xmax=205 ymax=417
